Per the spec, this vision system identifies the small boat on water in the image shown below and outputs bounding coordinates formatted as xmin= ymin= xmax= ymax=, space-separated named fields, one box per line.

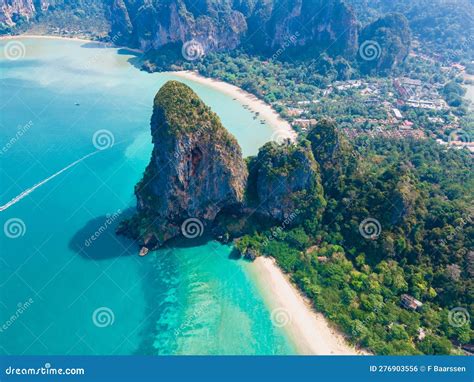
xmin=74 ymin=102 xmax=80 ymax=106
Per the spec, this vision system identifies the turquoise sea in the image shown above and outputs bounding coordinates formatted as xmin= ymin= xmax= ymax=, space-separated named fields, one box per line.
xmin=0 ymin=38 xmax=296 ymax=355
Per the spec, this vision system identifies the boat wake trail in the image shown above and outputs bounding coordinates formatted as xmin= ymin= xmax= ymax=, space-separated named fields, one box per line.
xmin=0 ymin=150 xmax=101 ymax=212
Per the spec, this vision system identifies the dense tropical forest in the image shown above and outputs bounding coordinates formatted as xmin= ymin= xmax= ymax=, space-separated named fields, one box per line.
xmin=3 ymin=0 xmax=471 ymax=357
xmin=234 ymin=121 xmax=473 ymax=355
xmin=347 ymin=0 xmax=474 ymax=62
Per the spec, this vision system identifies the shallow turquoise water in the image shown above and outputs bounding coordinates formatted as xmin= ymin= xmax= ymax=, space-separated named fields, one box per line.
xmin=0 ymin=38 xmax=295 ymax=355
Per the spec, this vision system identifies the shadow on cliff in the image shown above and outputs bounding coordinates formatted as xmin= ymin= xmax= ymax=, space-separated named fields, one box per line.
xmin=69 ymin=209 xmax=138 ymax=260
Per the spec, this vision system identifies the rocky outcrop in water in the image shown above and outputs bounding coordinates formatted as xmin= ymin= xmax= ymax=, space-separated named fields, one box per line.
xmin=118 ymin=80 xmax=248 ymax=249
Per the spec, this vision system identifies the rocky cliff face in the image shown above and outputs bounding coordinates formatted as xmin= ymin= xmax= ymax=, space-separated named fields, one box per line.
xmin=110 ymin=0 xmax=248 ymax=52
xmin=119 ymin=82 xmax=335 ymax=249
xmin=307 ymin=119 xmax=356 ymax=196
xmin=1 ymin=0 xmax=412 ymax=73
xmin=0 ymin=0 xmax=105 ymax=31
xmin=246 ymin=0 xmax=359 ymax=57
xmin=0 ymin=0 xmax=38 ymax=26
xmin=123 ymin=80 xmax=248 ymax=248
xmin=248 ymin=139 xmax=326 ymax=224
xmin=110 ymin=0 xmax=359 ymax=58
xmin=358 ymin=13 xmax=411 ymax=73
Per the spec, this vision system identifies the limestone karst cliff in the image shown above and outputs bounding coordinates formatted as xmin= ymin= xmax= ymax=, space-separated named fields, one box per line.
xmin=117 ymin=80 xmax=248 ymax=248
xmin=118 ymin=81 xmax=331 ymax=249
xmin=1 ymin=0 xmax=415 ymax=72
xmin=0 ymin=0 xmax=38 ymax=26
xmin=109 ymin=0 xmax=359 ymax=58
xmin=1 ymin=0 xmax=360 ymax=59
xmin=247 ymin=140 xmax=326 ymax=224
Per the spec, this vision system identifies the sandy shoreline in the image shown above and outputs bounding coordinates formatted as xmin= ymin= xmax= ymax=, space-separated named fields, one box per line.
xmin=248 ymin=256 xmax=367 ymax=355
xmin=171 ymin=70 xmax=296 ymax=142
xmin=0 ymin=33 xmax=95 ymax=44
xmin=4 ymin=33 xmax=363 ymax=356
xmin=0 ymin=34 xmax=144 ymax=53
xmin=1 ymin=35 xmax=293 ymax=139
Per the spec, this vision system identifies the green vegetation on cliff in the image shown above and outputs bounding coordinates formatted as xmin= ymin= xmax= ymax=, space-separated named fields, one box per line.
xmin=358 ymin=13 xmax=411 ymax=74
xmin=236 ymin=120 xmax=473 ymax=355
xmin=246 ymin=139 xmax=326 ymax=229
xmin=118 ymin=79 xmax=472 ymax=356
xmin=120 ymin=80 xmax=247 ymax=248
xmin=152 ymin=80 xmax=236 ymax=146
xmin=348 ymin=0 xmax=474 ymax=62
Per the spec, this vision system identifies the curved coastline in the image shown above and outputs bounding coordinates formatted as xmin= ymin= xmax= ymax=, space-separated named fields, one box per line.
xmin=0 ymin=33 xmax=144 ymax=53
xmin=0 ymin=34 xmax=356 ymax=356
xmin=247 ymin=257 xmax=368 ymax=355
xmin=170 ymin=70 xmax=296 ymax=143
xmin=1 ymin=34 xmax=295 ymax=142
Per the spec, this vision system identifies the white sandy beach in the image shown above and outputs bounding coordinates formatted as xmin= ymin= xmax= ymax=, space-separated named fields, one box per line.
xmin=172 ymin=70 xmax=296 ymax=142
xmin=0 ymin=33 xmax=95 ymax=44
xmin=249 ymin=256 xmax=367 ymax=355
xmin=0 ymin=34 xmax=144 ymax=53
xmin=2 ymin=35 xmax=294 ymax=140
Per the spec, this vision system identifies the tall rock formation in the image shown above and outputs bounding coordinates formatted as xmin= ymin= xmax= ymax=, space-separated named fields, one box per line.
xmin=0 ymin=0 xmax=37 ymax=26
xmin=246 ymin=0 xmax=359 ymax=58
xmin=358 ymin=13 xmax=411 ymax=74
xmin=109 ymin=0 xmax=359 ymax=58
xmin=120 ymin=80 xmax=248 ymax=248
xmin=110 ymin=0 xmax=248 ymax=52
xmin=247 ymin=140 xmax=326 ymax=226
xmin=2 ymin=0 xmax=361 ymax=61
xmin=307 ymin=119 xmax=356 ymax=197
